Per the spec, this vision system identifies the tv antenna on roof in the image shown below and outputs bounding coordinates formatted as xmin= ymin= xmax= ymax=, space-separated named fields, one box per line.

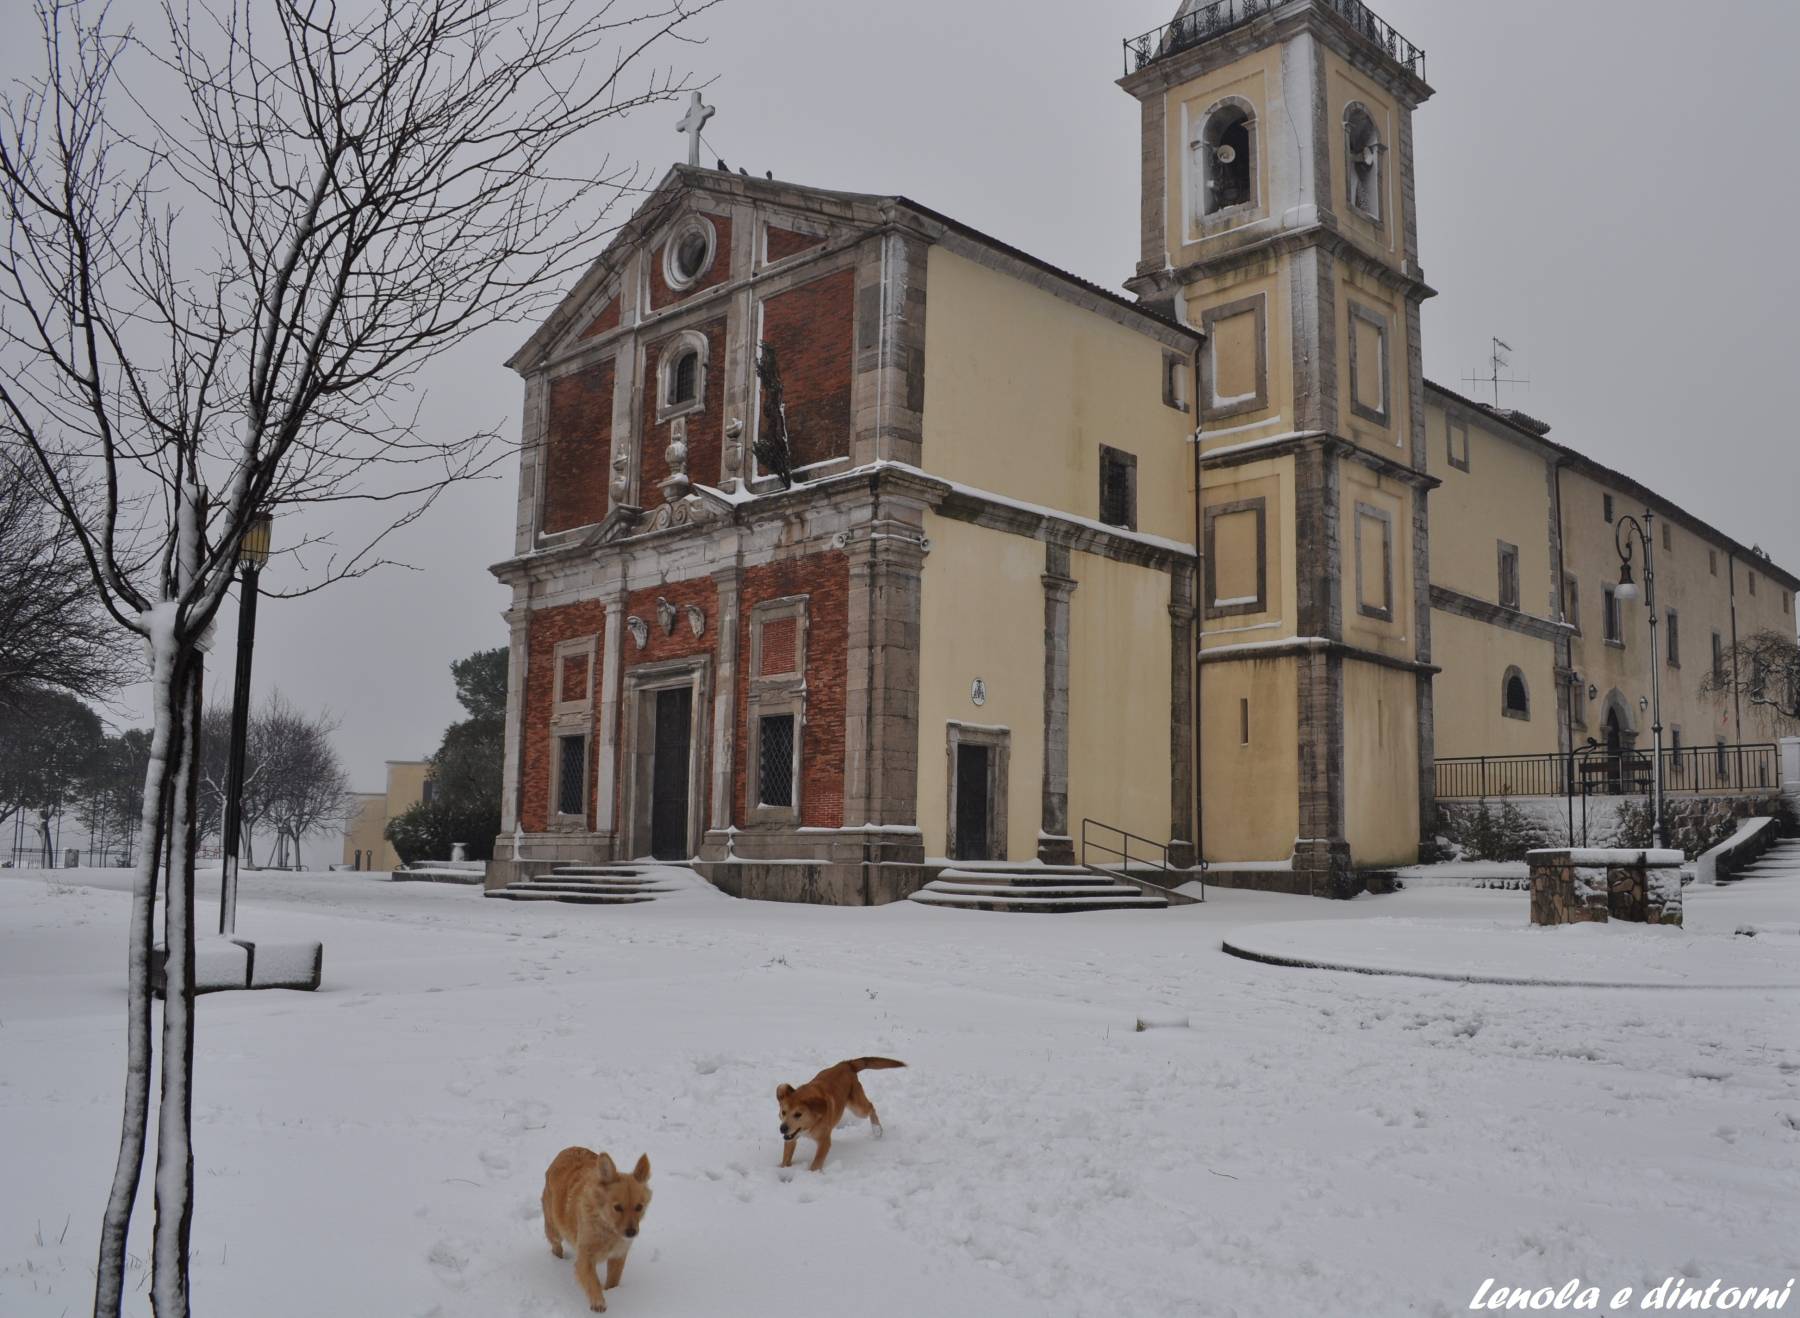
xmin=1462 ymin=336 xmax=1530 ymax=406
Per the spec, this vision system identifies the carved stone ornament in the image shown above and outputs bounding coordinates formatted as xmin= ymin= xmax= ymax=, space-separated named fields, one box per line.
xmin=625 ymin=615 xmax=649 ymax=650
xmin=661 ymin=416 xmax=691 ymax=501
xmin=656 ymin=596 xmax=678 ymax=635
xmin=610 ymin=448 xmax=631 ymax=504
xmin=648 ymin=494 xmax=720 ymax=533
xmin=685 ymin=604 xmax=706 ymax=638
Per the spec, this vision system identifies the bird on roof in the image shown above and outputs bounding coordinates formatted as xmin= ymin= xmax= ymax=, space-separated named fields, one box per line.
xmin=716 ymin=158 xmax=728 ymax=172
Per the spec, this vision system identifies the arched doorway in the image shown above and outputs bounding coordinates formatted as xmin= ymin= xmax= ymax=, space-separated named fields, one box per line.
xmin=1598 ymin=691 xmax=1639 ymax=796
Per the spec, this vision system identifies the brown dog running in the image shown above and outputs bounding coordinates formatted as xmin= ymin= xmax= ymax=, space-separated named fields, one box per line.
xmin=775 ymin=1056 xmax=906 ymax=1171
xmin=541 ymin=1147 xmax=652 ymax=1311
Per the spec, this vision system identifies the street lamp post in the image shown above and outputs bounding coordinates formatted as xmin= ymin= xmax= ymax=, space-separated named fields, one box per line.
xmin=219 ymin=512 xmax=273 ymax=936
xmin=1612 ymin=510 xmax=1664 ymax=850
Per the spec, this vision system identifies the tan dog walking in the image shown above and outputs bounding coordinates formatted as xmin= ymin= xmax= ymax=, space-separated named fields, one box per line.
xmin=541 ymin=1147 xmax=652 ymax=1311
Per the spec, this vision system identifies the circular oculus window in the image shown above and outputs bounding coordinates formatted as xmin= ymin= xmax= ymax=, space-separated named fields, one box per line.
xmin=665 ymin=219 xmax=716 ymax=289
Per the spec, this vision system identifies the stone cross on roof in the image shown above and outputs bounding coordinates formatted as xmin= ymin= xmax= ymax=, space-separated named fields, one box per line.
xmin=677 ymin=91 xmax=715 ymax=167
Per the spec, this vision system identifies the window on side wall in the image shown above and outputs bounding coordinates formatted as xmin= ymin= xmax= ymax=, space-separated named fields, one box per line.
xmin=1501 ymin=667 xmax=1530 ymax=720
xmin=1099 ymin=446 xmax=1137 ymax=532
xmin=1446 ymin=418 xmax=1470 ymax=472
xmin=1666 ymin=609 xmax=1680 ymax=668
xmin=1563 ymin=574 xmax=1580 ymax=633
xmin=1712 ymin=631 xmax=1725 ymax=683
xmin=1497 ymin=542 xmax=1520 ymax=611
xmin=1603 ymin=493 xmax=1614 ymax=524
xmin=1603 ymin=585 xmax=1623 ymax=644
xmin=554 ymin=733 xmax=587 ymax=818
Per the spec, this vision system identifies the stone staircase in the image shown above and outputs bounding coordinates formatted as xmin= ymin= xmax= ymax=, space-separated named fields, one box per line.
xmin=908 ymin=862 xmax=1173 ymax=913
xmin=1727 ymin=837 xmax=1800 ymax=884
xmin=484 ymin=864 xmax=679 ymax=906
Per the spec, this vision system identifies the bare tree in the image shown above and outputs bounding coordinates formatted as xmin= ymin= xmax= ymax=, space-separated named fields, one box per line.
xmin=1701 ymin=629 xmax=1800 ymax=725
xmin=0 ymin=456 xmax=136 ymax=708
xmin=0 ymin=0 xmax=714 ymax=1311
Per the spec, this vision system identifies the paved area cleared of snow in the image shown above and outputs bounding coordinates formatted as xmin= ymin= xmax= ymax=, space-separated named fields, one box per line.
xmin=2 ymin=866 xmax=1797 ymax=1317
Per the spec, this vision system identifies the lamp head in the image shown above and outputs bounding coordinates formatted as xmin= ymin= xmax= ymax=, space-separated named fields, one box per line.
xmin=1614 ymin=561 xmax=1638 ymax=602
xmin=240 ymin=512 xmax=274 ymax=569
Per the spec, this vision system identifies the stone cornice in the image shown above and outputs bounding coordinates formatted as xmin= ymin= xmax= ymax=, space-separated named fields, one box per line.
xmin=1130 ymin=221 xmax=1435 ymax=307
xmin=1429 ymin=584 xmax=1573 ymax=643
xmin=1199 ymin=636 xmax=1439 ymax=677
xmin=1201 ymin=430 xmax=1439 ymax=491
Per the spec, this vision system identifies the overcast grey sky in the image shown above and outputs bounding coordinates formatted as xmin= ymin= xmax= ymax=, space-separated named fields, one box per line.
xmin=62 ymin=0 xmax=1800 ymax=796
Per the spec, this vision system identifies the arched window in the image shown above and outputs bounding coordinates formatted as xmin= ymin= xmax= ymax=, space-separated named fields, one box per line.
xmin=1502 ymin=667 xmax=1530 ymax=720
xmin=1195 ymin=103 xmax=1254 ymax=218
xmin=1344 ymin=104 xmax=1382 ymax=221
xmin=656 ymin=329 xmax=709 ymax=421
xmin=669 ymin=349 xmax=699 ymax=406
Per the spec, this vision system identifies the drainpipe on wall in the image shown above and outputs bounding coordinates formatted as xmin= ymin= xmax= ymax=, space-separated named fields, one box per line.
xmin=1191 ymin=352 xmax=1205 ymax=869
xmin=1729 ymin=553 xmax=1743 ymax=786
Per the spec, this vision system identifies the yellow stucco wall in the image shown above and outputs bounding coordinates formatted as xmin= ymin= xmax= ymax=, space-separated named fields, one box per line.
xmin=1338 ymin=461 xmax=1413 ymax=660
xmin=1199 ymin=455 xmax=1296 ymax=646
xmin=1067 ymin=550 xmax=1174 ymax=850
xmin=1199 ymin=655 xmax=1298 ymax=862
xmin=920 ymin=248 xmax=1194 ymax=544
xmin=1333 ymin=267 xmax=1410 ymax=456
xmin=1425 ymin=401 xmax=1555 ymax=616
xmin=1342 ymin=660 xmax=1419 ymax=866
xmin=341 ymin=793 xmax=390 ymax=869
xmin=915 ymin=513 xmax=1046 ymax=862
xmin=1431 ymin=611 xmax=1560 ymax=761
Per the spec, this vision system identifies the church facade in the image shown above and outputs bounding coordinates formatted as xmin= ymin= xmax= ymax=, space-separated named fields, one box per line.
xmin=488 ymin=0 xmax=1798 ymax=900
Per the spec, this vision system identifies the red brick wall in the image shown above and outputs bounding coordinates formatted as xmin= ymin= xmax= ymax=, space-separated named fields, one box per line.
xmin=521 ymin=601 xmax=607 ymax=831
xmin=648 ymin=216 xmax=733 ymax=311
xmin=617 ymin=577 xmax=720 ymax=829
xmin=578 ymin=295 xmax=621 ymax=340
xmin=640 ymin=318 xmax=726 ymax=498
xmin=757 ymin=269 xmax=855 ymax=471
xmin=734 ymin=552 xmax=850 ymax=828
xmin=543 ymin=359 xmax=614 ymax=533
xmin=766 ymin=226 xmax=825 ymax=263
xmin=759 ymin=616 xmax=798 ymax=675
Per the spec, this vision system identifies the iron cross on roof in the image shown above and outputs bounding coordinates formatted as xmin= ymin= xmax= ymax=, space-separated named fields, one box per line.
xmin=677 ymin=91 xmax=715 ymax=167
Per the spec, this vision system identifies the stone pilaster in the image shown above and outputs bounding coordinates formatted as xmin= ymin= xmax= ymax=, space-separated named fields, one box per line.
xmin=1039 ymin=540 xmax=1077 ymax=865
xmin=851 ymin=233 xmax=928 ymax=469
xmin=1136 ymin=90 xmax=1166 ymax=278
xmin=1167 ymin=564 xmax=1197 ymax=869
xmin=592 ymin=591 xmax=626 ymax=838
xmin=841 ymin=504 xmax=928 ymax=863
xmin=498 ymin=600 xmax=531 ymax=831
xmin=1293 ymin=440 xmax=1351 ymax=894
xmin=709 ymin=565 xmax=742 ymax=831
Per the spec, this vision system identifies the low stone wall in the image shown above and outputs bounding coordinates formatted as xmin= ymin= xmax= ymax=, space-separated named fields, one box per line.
xmin=1440 ymin=791 xmax=1785 ymax=862
xmin=693 ymin=859 xmax=928 ymax=906
xmin=1527 ymin=848 xmax=1683 ymax=927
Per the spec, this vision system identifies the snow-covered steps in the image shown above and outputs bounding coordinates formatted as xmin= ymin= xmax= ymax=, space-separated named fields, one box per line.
xmin=484 ymin=864 xmax=680 ymax=906
xmin=909 ymin=864 xmax=1170 ymax=914
xmin=1730 ymin=838 xmax=1800 ymax=882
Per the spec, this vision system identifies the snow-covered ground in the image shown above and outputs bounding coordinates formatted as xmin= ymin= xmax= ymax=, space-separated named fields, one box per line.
xmin=2 ymin=867 xmax=1797 ymax=1317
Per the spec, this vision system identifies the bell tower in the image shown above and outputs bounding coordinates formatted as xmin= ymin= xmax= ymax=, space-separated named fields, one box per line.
xmin=1120 ymin=0 xmax=1437 ymax=894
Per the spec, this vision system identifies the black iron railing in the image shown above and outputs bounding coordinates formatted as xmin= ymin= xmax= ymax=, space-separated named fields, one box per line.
xmin=1435 ymin=743 xmax=1781 ymax=801
xmin=1124 ymin=0 xmax=1425 ymax=81
xmin=1080 ymin=818 xmax=1202 ymax=901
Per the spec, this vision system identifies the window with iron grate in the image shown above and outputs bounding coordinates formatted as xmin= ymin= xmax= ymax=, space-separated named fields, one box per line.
xmin=556 ymin=734 xmax=586 ymax=816
xmin=758 ymin=714 xmax=795 ymax=809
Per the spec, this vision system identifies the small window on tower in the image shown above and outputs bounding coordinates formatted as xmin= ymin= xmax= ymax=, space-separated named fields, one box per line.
xmin=1343 ymin=104 xmax=1383 ymax=222
xmin=1501 ymin=667 xmax=1530 ymax=720
xmin=1196 ymin=104 xmax=1254 ymax=217
xmin=669 ymin=349 xmax=699 ymax=406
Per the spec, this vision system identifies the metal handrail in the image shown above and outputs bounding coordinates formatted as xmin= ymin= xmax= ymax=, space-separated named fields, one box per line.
xmin=1434 ymin=742 xmax=1781 ymax=801
xmin=1080 ymin=818 xmax=1204 ymax=902
xmin=1124 ymin=0 xmax=1425 ymax=81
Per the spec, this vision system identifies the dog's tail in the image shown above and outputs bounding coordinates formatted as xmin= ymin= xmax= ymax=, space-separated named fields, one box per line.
xmin=846 ymin=1057 xmax=906 ymax=1072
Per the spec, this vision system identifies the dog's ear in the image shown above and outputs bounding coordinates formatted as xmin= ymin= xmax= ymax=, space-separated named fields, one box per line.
xmin=632 ymin=1154 xmax=651 ymax=1183
xmin=596 ymin=1153 xmax=618 ymax=1184
xmin=775 ymin=1083 xmax=792 ymax=1100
